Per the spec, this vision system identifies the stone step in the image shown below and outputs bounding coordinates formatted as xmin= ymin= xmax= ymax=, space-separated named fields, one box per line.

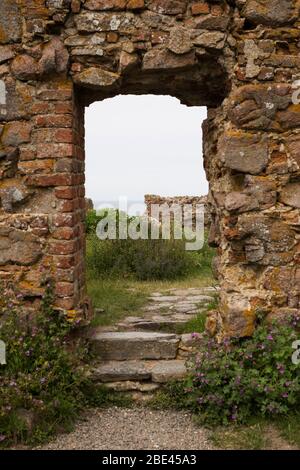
xmin=151 ymin=360 xmax=187 ymax=383
xmin=91 ymin=360 xmax=152 ymax=382
xmin=104 ymin=381 xmax=160 ymax=393
xmin=91 ymin=359 xmax=187 ymax=385
xmin=91 ymin=331 xmax=180 ymax=361
xmin=117 ymin=314 xmax=197 ymax=333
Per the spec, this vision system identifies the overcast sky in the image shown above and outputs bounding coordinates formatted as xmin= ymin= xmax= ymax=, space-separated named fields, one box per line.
xmin=85 ymin=95 xmax=208 ymax=212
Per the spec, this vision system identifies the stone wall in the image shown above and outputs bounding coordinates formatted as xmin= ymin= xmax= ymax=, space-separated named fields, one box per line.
xmin=144 ymin=194 xmax=211 ymax=226
xmin=0 ymin=1 xmax=299 ymax=338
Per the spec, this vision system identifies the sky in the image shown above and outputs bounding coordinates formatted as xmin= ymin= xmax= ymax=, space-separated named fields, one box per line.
xmin=85 ymin=95 xmax=208 ymax=213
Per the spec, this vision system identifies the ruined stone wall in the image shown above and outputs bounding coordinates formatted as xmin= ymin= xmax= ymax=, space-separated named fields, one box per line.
xmin=144 ymin=194 xmax=211 ymax=226
xmin=0 ymin=1 xmax=299 ymax=338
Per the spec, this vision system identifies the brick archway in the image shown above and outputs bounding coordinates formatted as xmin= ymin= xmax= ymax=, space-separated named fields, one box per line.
xmin=0 ymin=1 xmax=299 ymax=339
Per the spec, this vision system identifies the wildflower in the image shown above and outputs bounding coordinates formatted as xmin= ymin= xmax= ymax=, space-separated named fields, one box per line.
xmin=0 ymin=435 xmax=6 ymax=442
xmin=191 ymin=332 xmax=200 ymax=339
xmin=267 ymin=334 xmax=274 ymax=341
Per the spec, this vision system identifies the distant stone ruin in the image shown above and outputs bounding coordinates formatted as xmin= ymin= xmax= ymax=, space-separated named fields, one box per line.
xmin=144 ymin=194 xmax=211 ymax=227
xmin=0 ymin=1 xmax=299 ymax=339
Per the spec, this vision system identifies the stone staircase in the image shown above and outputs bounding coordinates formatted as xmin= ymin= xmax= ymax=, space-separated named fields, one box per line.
xmin=89 ymin=287 xmax=218 ymax=400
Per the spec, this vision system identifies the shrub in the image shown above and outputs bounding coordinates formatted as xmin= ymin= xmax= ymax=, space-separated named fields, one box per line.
xmin=0 ymin=284 xmax=100 ymax=447
xmin=85 ymin=209 xmax=102 ymax=235
xmin=86 ymin=210 xmax=215 ymax=281
xmin=0 ymin=280 xmax=136 ymax=447
xmin=184 ymin=316 xmax=300 ymax=425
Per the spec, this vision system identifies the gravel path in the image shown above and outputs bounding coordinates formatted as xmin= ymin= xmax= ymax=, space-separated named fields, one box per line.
xmin=37 ymin=408 xmax=214 ymax=450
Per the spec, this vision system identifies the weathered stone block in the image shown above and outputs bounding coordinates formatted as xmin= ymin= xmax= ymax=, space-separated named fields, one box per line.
xmin=222 ymin=133 xmax=269 ymax=175
xmin=143 ymin=48 xmax=196 ymax=71
xmin=0 ymin=227 xmax=42 ymax=266
xmin=73 ymin=67 xmax=120 ymax=89
xmin=85 ymin=0 xmax=127 ymax=10
xmin=91 ymin=360 xmax=151 ymax=382
xmin=151 ymin=360 xmax=187 ymax=383
xmin=279 ymin=182 xmax=300 ymax=209
xmin=229 ymin=84 xmax=291 ymax=131
xmin=0 ymin=45 xmax=14 ymax=64
xmin=168 ymin=26 xmax=191 ymax=55
xmin=11 ymin=55 xmax=39 ymax=81
xmin=91 ymin=331 xmax=180 ymax=360
xmin=242 ymin=0 xmax=297 ymax=26
xmin=148 ymin=0 xmax=188 ymax=15
xmin=0 ymin=0 xmax=22 ymax=44
xmin=1 ymin=122 xmax=32 ymax=147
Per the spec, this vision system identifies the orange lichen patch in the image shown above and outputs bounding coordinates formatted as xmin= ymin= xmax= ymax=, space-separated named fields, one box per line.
xmin=242 ymin=309 xmax=256 ymax=338
xmin=0 ymin=25 xmax=8 ymax=44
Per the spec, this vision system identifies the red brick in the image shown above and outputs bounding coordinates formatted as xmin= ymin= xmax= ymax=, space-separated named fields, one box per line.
xmin=56 ymin=268 xmax=76 ymax=283
xmin=52 ymin=227 xmax=78 ymax=240
xmin=49 ymin=241 xmax=78 ymax=255
xmin=55 ymin=158 xmax=76 ymax=173
xmin=31 ymin=102 xmax=51 ymax=114
xmin=53 ymin=255 xmax=76 ymax=269
xmin=19 ymin=159 xmax=54 ymax=174
xmin=191 ymin=2 xmax=210 ymax=15
xmin=19 ymin=146 xmax=37 ymax=161
xmin=52 ymin=214 xmax=78 ymax=227
xmin=26 ymin=174 xmax=73 ymax=187
xmin=33 ymin=128 xmax=74 ymax=144
xmin=36 ymin=143 xmax=73 ymax=159
xmin=55 ymin=187 xmax=78 ymax=199
xmin=55 ymin=297 xmax=76 ymax=310
xmin=55 ymin=282 xmax=75 ymax=297
xmin=33 ymin=114 xmax=73 ymax=128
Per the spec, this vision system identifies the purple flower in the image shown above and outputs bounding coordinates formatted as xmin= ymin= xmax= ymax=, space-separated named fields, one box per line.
xmin=267 ymin=334 xmax=274 ymax=341
xmin=0 ymin=435 xmax=6 ymax=442
xmin=282 ymin=392 xmax=289 ymax=398
xmin=191 ymin=332 xmax=200 ymax=339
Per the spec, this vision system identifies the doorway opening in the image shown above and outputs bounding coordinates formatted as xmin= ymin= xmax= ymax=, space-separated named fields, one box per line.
xmin=84 ymin=95 xmax=215 ymax=330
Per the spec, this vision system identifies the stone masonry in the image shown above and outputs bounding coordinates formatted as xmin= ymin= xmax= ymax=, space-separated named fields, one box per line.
xmin=0 ymin=1 xmax=300 ymax=339
xmin=144 ymin=194 xmax=211 ymax=226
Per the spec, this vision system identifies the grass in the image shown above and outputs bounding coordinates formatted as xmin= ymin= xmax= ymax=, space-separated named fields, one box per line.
xmin=88 ymin=275 xmax=217 ymax=328
xmin=176 ymin=295 xmax=219 ymax=335
xmin=88 ymin=278 xmax=149 ymax=327
xmin=275 ymin=412 xmax=300 ymax=448
xmin=86 ymin=229 xmax=217 ymax=327
xmin=209 ymin=421 xmax=270 ymax=450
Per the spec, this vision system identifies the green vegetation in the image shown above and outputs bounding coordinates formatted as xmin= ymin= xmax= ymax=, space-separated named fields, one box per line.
xmin=209 ymin=421 xmax=270 ymax=450
xmin=86 ymin=209 xmax=216 ymax=327
xmin=0 ymin=285 xmax=131 ymax=448
xmin=275 ymin=412 xmax=300 ymax=448
xmin=149 ymin=315 xmax=300 ymax=428
xmin=88 ymin=279 xmax=149 ymax=327
xmin=176 ymin=296 xmax=219 ymax=335
xmin=86 ymin=209 xmax=215 ymax=282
